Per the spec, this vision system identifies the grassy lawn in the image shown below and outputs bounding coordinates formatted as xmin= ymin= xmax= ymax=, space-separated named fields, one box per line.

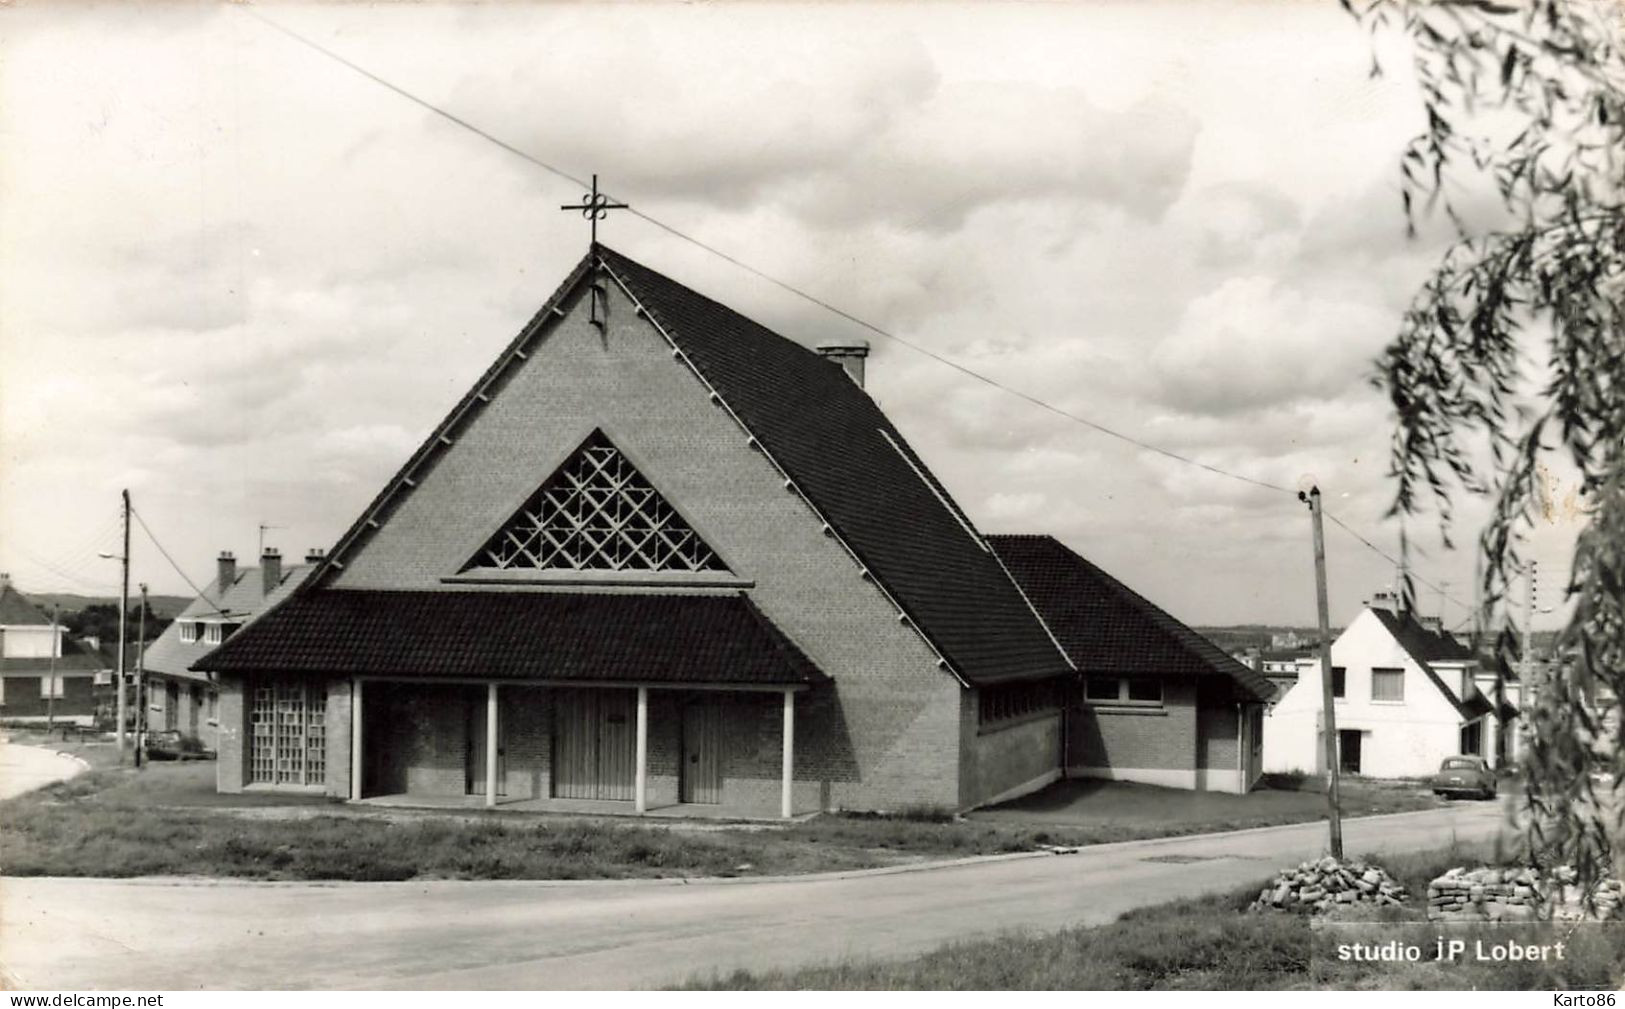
xmin=684 ymin=844 xmax=1625 ymax=990
xmin=0 ymin=761 xmax=1447 ymax=883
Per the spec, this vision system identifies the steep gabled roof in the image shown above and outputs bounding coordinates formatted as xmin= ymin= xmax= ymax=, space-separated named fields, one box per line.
xmin=194 ymin=590 xmax=826 ymax=686
xmin=0 ymin=583 xmax=52 ymax=626
xmin=987 ymin=534 xmax=1275 ymax=702
xmin=141 ymin=564 xmax=315 ymax=680
xmin=1367 ymin=607 xmax=1480 ymax=720
xmin=296 ymin=244 xmax=1069 ymax=687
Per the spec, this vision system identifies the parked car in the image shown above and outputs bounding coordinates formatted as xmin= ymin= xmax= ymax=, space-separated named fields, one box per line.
xmin=1431 ymin=755 xmax=1497 ymax=799
xmin=144 ymin=730 xmax=212 ymax=761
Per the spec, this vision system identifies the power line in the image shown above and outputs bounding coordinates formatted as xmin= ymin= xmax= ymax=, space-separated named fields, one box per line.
xmin=129 ymin=506 xmax=229 ymax=618
xmin=1323 ymin=510 xmax=1472 ymax=616
xmin=243 ymin=7 xmax=1289 ymax=497
xmin=240 ymin=7 xmax=1468 ymax=608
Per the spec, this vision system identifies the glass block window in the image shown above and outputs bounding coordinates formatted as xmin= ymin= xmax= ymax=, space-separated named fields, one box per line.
xmin=466 ymin=430 xmax=726 ymax=573
xmin=249 ymin=678 xmax=327 ymax=787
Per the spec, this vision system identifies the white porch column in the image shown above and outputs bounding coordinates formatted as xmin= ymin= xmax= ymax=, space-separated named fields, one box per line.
xmin=781 ymin=688 xmax=795 ymax=819
xmin=635 ymin=686 xmax=649 ymax=814
xmin=485 ymin=682 xmax=498 ymax=808
xmin=350 ymin=678 xmax=364 ymax=801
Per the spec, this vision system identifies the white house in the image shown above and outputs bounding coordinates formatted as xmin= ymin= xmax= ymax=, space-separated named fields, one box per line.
xmin=1263 ymin=593 xmax=1517 ymax=778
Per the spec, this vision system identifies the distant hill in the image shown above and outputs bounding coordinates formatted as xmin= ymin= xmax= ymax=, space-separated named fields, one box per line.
xmin=26 ymin=593 xmax=194 ymax=620
xmin=1194 ymin=626 xmax=1330 ymax=653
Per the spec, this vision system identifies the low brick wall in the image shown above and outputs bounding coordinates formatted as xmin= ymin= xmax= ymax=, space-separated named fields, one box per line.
xmin=1427 ymin=865 xmax=1624 ymax=922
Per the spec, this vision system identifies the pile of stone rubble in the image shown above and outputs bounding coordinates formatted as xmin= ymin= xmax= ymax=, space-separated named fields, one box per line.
xmin=1427 ymin=865 xmax=1625 ymax=922
xmin=1249 ymin=856 xmax=1409 ymax=914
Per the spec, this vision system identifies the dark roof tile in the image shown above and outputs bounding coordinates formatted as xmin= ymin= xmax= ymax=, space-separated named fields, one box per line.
xmin=598 ymin=246 xmax=1069 ymax=686
xmin=988 ymin=534 xmax=1275 ymax=702
xmin=194 ymin=590 xmax=826 ymax=686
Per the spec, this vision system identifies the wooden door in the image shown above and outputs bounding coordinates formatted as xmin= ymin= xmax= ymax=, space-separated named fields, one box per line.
xmin=552 ymin=689 xmax=635 ymax=801
xmin=681 ymin=701 xmax=723 ymax=804
xmin=467 ymin=692 xmax=506 ymax=796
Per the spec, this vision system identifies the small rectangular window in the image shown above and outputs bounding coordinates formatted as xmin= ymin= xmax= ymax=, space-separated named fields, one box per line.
xmin=1127 ymin=678 xmax=1162 ymax=703
xmin=179 ymin=622 xmax=198 ymax=644
xmin=1331 ymin=666 xmax=1346 ymax=699
xmin=1371 ymin=668 xmax=1405 ymax=702
xmin=1085 ymin=677 xmax=1121 ymax=701
xmin=39 ymin=675 xmax=65 ymax=699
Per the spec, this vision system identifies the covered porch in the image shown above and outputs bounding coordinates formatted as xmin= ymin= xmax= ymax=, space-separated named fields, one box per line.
xmin=350 ymin=678 xmax=812 ymax=819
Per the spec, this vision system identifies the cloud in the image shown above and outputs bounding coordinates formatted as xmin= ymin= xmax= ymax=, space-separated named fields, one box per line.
xmin=1148 ymin=275 xmax=1397 ymax=417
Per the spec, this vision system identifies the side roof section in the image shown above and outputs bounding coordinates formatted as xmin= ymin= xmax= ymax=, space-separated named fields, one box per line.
xmin=988 ymin=534 xmax=1275 ymax=702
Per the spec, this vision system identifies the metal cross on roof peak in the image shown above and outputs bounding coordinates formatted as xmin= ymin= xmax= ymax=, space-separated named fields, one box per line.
xmin=561 ymin=174 xmax=629 ymax=245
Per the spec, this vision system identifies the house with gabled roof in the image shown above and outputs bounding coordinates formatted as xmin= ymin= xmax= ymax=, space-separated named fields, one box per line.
xmin=990 ymin=535 xmax=1276 ymax=793
xmin=0 ymin=575 xmax=111 ymax=726
xmin=1262 ymin=592 xmax=1517 ymax=778
xmin=196 ymin=244 xmax=1081 ymax=816
xmin=140 ymin=548 xmax=318 ymax=751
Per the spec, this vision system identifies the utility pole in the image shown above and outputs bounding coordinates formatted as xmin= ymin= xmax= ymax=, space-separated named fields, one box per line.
xmin=46 ymin=603 xmax=59 ymax=732
xmin=1301 ymin=485 xmax=1344 ymax=859
xmin=135 ymin=583 xmax=147 ymax=769
xmin=117 ymin=489 xmax=130 ymax=760
xmin=1523 ymin=559 xmax=1538 ymax=706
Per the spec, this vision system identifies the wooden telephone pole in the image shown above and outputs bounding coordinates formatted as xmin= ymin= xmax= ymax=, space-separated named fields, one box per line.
xmin=1301 ymin=485 xmax=1344 ymax=858
xmin=135 ymin=583 xmax=147 ymax=768
xmin=46 ymin=603 xmax=59 ymax=731
xmin=116 ymin=489 xmax=130 ymax=759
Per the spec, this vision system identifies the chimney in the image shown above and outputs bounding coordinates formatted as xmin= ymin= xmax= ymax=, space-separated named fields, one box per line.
xmin=1367 ymin=590 xmax=1397 ymax=614
xmin=1420 ymin=615 xmax=1444 ymax=634
xmin=217 ymin=551 xmax=237 ymax=593
xmin=816 ymin=339 xmax=870 ymax=388
xmin=0 ymin=572 xmax=9 ymax=591
xmin=1246 ymin=646 xmax=1263 ymax=672
xmin=261 ymin=547 xmax=282 ymax=595
xmin=83 ymin=633 xmax=101 ymax=651
xmin=305 ymin=547 xmax=326 ymax=565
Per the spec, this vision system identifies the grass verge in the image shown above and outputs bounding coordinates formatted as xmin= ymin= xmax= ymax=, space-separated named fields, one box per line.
xmin=0 ymin=761 xmax=1446 ymax=882
xmin=682 ymin=844 xmax=1625 ymax=990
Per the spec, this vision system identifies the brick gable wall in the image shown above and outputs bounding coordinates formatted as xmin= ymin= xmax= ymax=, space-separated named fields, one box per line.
xmin=304 ymin=277 xmax=968 ymax=810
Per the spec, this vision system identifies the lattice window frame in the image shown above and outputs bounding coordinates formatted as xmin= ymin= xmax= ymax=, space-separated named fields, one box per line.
xmin=248 ymin=678 xmax=327 ymax=787
xmin=463 ymin=431 xmax=728 ymax=575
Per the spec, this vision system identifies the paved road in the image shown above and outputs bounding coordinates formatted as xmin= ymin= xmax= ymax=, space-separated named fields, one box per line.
xmin=0 ymin=801 xmax=1510 ymax=990
xmin=0 ymin=743 xmax=86 ymax=801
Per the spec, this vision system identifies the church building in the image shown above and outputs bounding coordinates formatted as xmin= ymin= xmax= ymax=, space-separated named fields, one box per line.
xmin=198 ymin=243 xmax=1267 ymax=816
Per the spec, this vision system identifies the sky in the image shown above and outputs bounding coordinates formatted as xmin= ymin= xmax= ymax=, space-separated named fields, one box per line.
xmin=0 ymin=1 xmax=1588 ymax=629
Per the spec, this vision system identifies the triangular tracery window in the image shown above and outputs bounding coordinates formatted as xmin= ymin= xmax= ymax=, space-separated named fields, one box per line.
xmin=464 ymin=431 xmax=727 ymax=573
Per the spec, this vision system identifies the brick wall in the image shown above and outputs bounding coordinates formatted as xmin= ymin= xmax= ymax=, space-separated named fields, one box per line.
xmin=1068 ymin=677 xmax=1199 ymax=787
xmin=325 ymin=679 xmax=353 ymax=800
xmin=216 ymin=675 xmax=246 ymax=792
xmin=328 ymin=277 xmax=971 ymax=812
xmin=1196 ymin=682 xmax=1240 ymax=783
xmin=960 ymin=691 xmax=1063 ymax=809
